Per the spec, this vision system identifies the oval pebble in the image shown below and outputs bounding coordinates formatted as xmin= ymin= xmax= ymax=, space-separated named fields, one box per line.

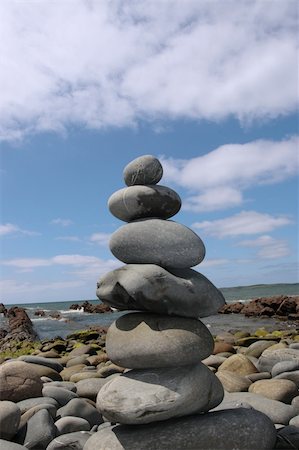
xmin=123 ymin=155 xmax=163 ymax=186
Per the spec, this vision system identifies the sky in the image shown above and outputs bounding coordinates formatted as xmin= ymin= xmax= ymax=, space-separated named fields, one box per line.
xmin=0 ymin=0 xmax=298 ymax=304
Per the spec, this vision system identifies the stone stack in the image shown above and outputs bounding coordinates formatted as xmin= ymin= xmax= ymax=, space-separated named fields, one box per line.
xmin=91 ymin=155 xmax=276 ymax=450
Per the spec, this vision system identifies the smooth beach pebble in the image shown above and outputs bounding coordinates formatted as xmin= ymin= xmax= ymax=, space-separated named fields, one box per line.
xmin=57 ymin=398 xmax=103 ymax=427
xmin=257 ymin=348 xmax=299 ymax=372
xmin=54 ymin=416 xmax=91 ymax=434
xmin=83 ymin=408 xmax=276 ymax=450
xmin=216 ymin=370 xmax=252 ymax=393
xmin=123 ymin=155 xmax=163 ymax=186
xmin=271 ymin=360 xmax=299 ymax=377
xmin=0 ymin=400 xmax=21 ymax=440
xmin=18 ymin=408 xmax=57 ymax=450
xmin=42 ymin=385 xmax=79 ymax=406
xmin=96 ymin=362 xmax=224 ymax=425
xmin=109 ymin=219 xmax=205 ymax=269
xmin=97 ymin=264 xmax=225 ymax=319
xmin=108 ymin=185 xmax=181 ymax=222
xmin=17 ymin=397 xmax=58 ymax=414
xmin=0 ymin=440 xmax=27 ymax=449
xmin=218 ymin=354 xmax=259 ymax=376
xmin=106 ymin=312 xmax=214 ymax=368
xmin=46 ymin=431 xmax=93 ymax=450
xmin=17 ymin=355 xmax=64 ymax=373
xmin=248 ymin=378 xmax=298 ymax=403
xmin=0 ymin=361 xmax=43 ymax=402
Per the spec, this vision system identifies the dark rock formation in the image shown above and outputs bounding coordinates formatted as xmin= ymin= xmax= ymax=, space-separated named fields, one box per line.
xmin=34 ymin=310 xmax=46 ymax=317
xmin=0 ymin=303 xmax=7 ymax=315
xmin=0 ymin=307 xmax=38 ymax=352
xmin=70 ymin=301 xmax=112 ymax=314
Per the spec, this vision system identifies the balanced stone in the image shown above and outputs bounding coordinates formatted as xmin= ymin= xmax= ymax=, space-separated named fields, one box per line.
xmin=108 ymin=185 xmax=181 ymax=222
xmin=96 ymin=363 xmax=224 ymax=424
xmin=83 ymin=408 xmax=276 ymax=450
xmin=109 ymin=219 xmax=205 ymax=268
xmin=123 ymin=155 xmax=163 ymax=186
xmin=97 ymin=264 xmax=225 ymax=318
xmin=105 ymin=312 xmax=214 ymax=368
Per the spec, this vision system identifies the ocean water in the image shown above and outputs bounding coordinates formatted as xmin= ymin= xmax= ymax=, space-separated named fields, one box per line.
xmin=1 ymin=283 xmax=298 ymax=340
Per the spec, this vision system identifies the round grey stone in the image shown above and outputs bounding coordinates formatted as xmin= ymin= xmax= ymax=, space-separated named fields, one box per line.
xmin=20 ymin=409 xmax=57 ymax=449
xmin=272 ymin=360 xmax=299 ymax=377
xmin=75 ymin=378 xmax=110 ymax=401
xmin=83 ymin=408 xmax=276 ymax=450
xmin=19 ymin=404 xmax=57 ymax=430
xmin=17 ymin=397 xmax=58 ymax=414
xmin=106 ymin=312 xmax=214 ymax=368
xmin=257 ymin=348 xmax=299 ymax=372
xmin=66 ymin=356 xmax=90 ymax=368
xmin=18 ymin=356 xmax=63 ymax=373
xmin=108 ymin=185 xmax=181 ymax=222
xmin=57 ymin=398 xmax=103 ymax=427
xmin=0 ymin=440 xmax=27 ymax=449
xmin=245 ymin=340 xmax=277 ymax=358
xmin=97 ymin=264 xmax=225 ymax=319
xmin=46 ymin=431 xmax=92 ymax=450
xmin=96 ymin=362 xmax=224 ymax=425
xmin=0 ymin=401 xmax=21 ymax=440
xmin=123 ymin=155 xmax=163 ymax=186
xmin=42 ymin=385 xmax=79 ymax=406
xmin=55 ymin=416 xmax=90 ymax=434
xmin=0 ymin=361 xmax=43 ymax=402
xmin=44 ymin=381 xmax=77 ymax=392
xmin=275 ymin=370 xmax=299 ymax=386
xmin=109 ymin=219 xmax=205 ymax=268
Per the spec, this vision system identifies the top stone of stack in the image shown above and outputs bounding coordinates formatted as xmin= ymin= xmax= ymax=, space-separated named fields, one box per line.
xmin=123 ymin=155 xmax=163 ymax=186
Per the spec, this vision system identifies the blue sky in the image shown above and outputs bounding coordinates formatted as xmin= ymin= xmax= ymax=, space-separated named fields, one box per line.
xmin=0 ymin=0 xmax=298 ymax=304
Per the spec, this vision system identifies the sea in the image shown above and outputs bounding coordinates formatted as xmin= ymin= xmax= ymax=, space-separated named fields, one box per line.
xmin=1 ymin=283 xmax=298 ymax=340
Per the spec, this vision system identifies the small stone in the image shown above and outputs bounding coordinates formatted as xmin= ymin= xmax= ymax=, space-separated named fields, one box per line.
xmin=246 ymin=372 xmax=272 ymax=382
xmin=46 ymin=431 xmax=92 ymax=449
xmin=69 ymin=372 xmax=102 ymax=383
xmin=0 ymin=401 xmax=21 ymax=440
xmin=66 ymin=356 xmax=90 ymax=368
xmin=75 ymin=378 xmax=111 ymax=401
xmin=216 ymin=370 xmax=252 ymax=392
xmin=17 ymin=356 xmax=63 ymax=373
xmin=96 ymin=363 xmax=224 ymax=424
xmin=97 ymin=364 xmax=125 ymax=378
xmin=19 ymin=404 xmax=57 ymax=429
xmin=213 ymin=341 xmax=236 ymax=355
xmin=106 ymin=312 xmax=214 ymax=368
xmin=272 ymin=360 xmax=299 ymax=377
xmin=17 ymin=397 xmax=58 ymax=414
xmin=109 ymin=219 xmax=205 ymax=269
xmin=218 ymin=354 xmax=259 ymax=376
xmin=55 ymin=416 xmax=90 ymax=434
xmin=0 ymin=441 xmax=27 ymax=449
xmin=83 ymin=408 xmax=276 ymax=450
xmin=276 ymin=425 xmax=299 ymax=449
xmin=202 ymin=355 xmax=227 ymax=368
xmin=19 ymin=409 xmax=56 ymax=449
xmin=274 ymin=370 xmax=299 ymax=387
xmin=45 ymin=381 xmax=77 ymax=392
xmin=57 ymin=398 xmax=103 ymax=427
xmin=0 ymin=361 xmax=43 ymax=402
xmin=257 ymin=348 xmax=299 ymax=372
xmin=289 ymin=415 xmax=299 ymax=427
xmin=68 ymin=345 xmax=95 ymax=357
xmin=42 ymin=385 xmax=79 ymax=406
xmin=123 ymin=155 xmax=163 ymax=186
xmin=25 ymin=363 xmax=62 ymax=381
xmin=108 ymin=185 xmax=181 ymax=222
xmin=97 ymin=264 xmax=225 ymax=319
xmin=249 ymin=379 xmax=298 ymax=403
xmin=60 ymin=365 xmax=86 ymax=381
xmin=244 ymin=340 xmax=277 ymax=358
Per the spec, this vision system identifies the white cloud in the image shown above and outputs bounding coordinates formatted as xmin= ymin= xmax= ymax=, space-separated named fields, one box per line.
xmin=193 ymin=210 xmax=292 ymax=238
xmin=55 ymin=236 xmax=81 ymax=242
xmin=51 ymin=218 xmax=73 ymax=227
xmin=162 ymin=136 xmax=298 ymax=211
xmin=89 ymin=233 xmax=111 ymax=246
xmin=0 ymin=223 xmax=40 ymax=236
xmin=237 ymin=235 xmax=290 ymax=259
xmin=2 ymin=258 xmax=51 ymax=269
xmin=0 ymin=279 xmax=85 ymax=297
xmin=196 ymin=258 xmax=229 ymax=268
xmin=0 ymin=0 xmax=297 ymax=141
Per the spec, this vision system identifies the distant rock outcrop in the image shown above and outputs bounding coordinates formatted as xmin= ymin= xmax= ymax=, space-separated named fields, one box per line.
xmin=0 ymin=306 xmax=38 ymax=352
xmin=219 ymin=295 xmax=299 ymax=321
xmin=70 ymin=301 xmax=113 ymax=314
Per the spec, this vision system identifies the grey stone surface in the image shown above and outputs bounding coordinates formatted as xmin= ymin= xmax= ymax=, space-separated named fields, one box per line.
xmin=0 ymin=361 xmax=43 ymax=402
xmin=109 ymin=219 xmax=205 ymax=268
xmin=19 ymin=409 xmax=57 ymax=449
xmin=46 ymin=431 xmax=92 ymax=450
xmin=19 ymin=404 xmax=57 ymax=429
xmin=17 ymin=397 xmax=58 ymax=414
xmin=275 ymin=370 xmax=299 ymax=386
xmin=0 ymin=401 xmax=21 ymax=440
xmin=97 ymin=264 xmax=225 ymax=319
xmin=17 ymin=356 xmax=64 ymax=373
xmin=0 ymin=440 xmax=27 ymax=449
xmin=246 ymin=371 xmax=272 ymax=382
xmin=257 ymin=348 xmax=299 ymax=372
xmin=57 ymin=398 xmax=103 ymax=427
xmin=44 ymin=381 xmax=77 ymax=392
xmin=123 ymin=155 xmax=163 ymax=186
xmin=106 ymin=312 xmax=214 ymax=368
xmin=42 ymin=385 xmax=79 ymax=406
xmin=108 ymin=185 xmax=181 ymax=222
xmin=55 ymin=416 xmax=90 ymax=434
xmin=248 ymin=379 xmax=298 ymax=404
xmin=96 ymin=362 xmax=224 ymax=424
xmin=83 ymin=408 xmax=276 ymax=450
xmin=75 ymin=378 xmax=110 ymax=401
xmin=276 ymin=425 xmax=299 ymax=449
xmin=272 ymin=360 xmax=299 ymax=377
xmin=289 ymin=415 xmax=299 ymax=427
xmin=66 ymin=356 xmax=90 ymax=368
xmin=25 ymin=363 xmax=62 ymax=381
xmin=214 ymin=392 xmax=298 ymax=424
xmin=244 ymin=340 xmax=277 ymax=358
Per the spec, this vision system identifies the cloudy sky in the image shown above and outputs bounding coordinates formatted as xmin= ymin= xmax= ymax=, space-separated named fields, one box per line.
xmin=1 ymin=0 xmax=298 ymax=304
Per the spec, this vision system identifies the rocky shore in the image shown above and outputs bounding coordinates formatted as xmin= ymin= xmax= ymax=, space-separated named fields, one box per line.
xmin=0 ymin=326 xmax=299 ymax=449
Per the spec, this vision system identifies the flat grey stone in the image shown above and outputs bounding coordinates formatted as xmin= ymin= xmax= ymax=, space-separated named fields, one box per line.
xmin=57 ymin=398 xmax=103 ymax=427
xmin=66 ymin=356 xmax=90 ymax=368
xmin=96 ymin=362 xmax=224 ymax=424
xmin=123 ymin=155 xmax=163 ymax=186
xmin=108 ymin=185 xmax=181 ymax=222
xmin=83 ymin=408 xmax=276 ymax=450
xmin=20 ymin=409 xmax=57 ymax=449
xmin=245 ymin=340 xmax=277 ymax=358
xmin=18 ymin=356 xmax=63 ymax=373
xmin=275 ymin=370 xmax=299 ymax=386
xmin=44 ymin=381 xmax=77 ymax=392
xmin=106 ymin=312 xmax=214 ymax=368
xmin=109 ymin=219 xmax=205 ymax=268
xmin=42 ymin=385 xmax=78 ymax=406
xmin=75 ymin=378 xmax=110 ymax=401
xmin=19 ymin=404 xmax=57 ymax=430
xmin=17 ymin=397 xmax=58 ymax=414
xmin=214 ymin=392 xmax=298 ymax=424
xmin=257 ymin=348 xmax=299 ymax=372
xmin=0 ymin=440 xmax=27 ymax=449
xmin=97 ymin=264 xmax=225 ymax=319
xmin=0 ymin=400 xmax=21 ymax=440
xmin=55 ymin=416 xmax=90 ymax=434
xmin=0 ymin=361 xmax=43 ymax=402
xmin=272 ymin=360 xmax=299 ymax=377
xmin=46 ymin=431 xmax=92 ymax=450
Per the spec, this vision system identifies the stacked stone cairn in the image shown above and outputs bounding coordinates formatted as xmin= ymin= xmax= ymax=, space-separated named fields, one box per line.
xmin=88 ymin=155 xmax=277 ymax=450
